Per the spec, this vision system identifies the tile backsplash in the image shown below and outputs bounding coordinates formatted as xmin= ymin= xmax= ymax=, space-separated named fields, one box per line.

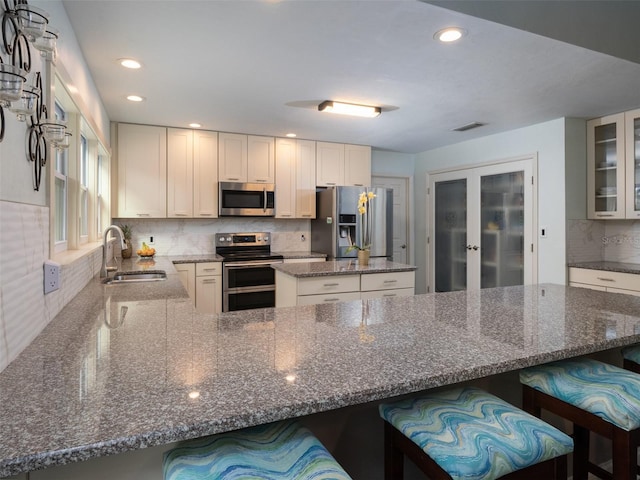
xmin=567 ymin=219 xmax=640 ymax=264
xmin=113 ymin=218 xmax=311 ymax=255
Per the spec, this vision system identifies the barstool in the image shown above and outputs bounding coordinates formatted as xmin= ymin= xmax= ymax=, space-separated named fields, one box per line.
xmin=622 ymin=344 xmax=640 ymax=374
xmin=520 ymin=358 xmax=640 ymax=480
xmin=163 ymin=421 xmax=352 ymax=479
xmin=378 ymin=386 xmax=573 ymax=480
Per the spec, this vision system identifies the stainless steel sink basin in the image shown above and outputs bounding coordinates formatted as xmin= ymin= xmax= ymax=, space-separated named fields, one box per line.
xmin=104 ymin=270 xmax=167 ymax=284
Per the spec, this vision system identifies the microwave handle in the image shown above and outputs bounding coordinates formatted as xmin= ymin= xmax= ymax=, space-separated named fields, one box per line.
xmin=263 ymin=187 xmax=267 ymax=213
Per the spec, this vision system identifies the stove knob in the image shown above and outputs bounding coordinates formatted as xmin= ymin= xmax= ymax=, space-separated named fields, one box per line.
xmin=226 ymin=236 xmax=232 ymax=242
xmin=264 ymin=236 xmax=269 ymax=242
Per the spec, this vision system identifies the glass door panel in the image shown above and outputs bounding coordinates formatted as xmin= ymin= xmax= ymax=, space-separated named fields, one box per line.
xmin=593 ymin=122 xmax=619 ymax=214
xmin=631 ymin=115 xmax=640 ymax=216
xmin=480 ymin=171 xmax=525 ymax=289
xmin=434 ymin=178 xmax=467 ymax=292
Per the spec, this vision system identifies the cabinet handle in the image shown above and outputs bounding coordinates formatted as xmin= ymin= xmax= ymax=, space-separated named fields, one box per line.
xmin=199 ymin=213 xmax=213 ymax=216
xmin=383 ymin=294 xmax=397 ymax=297
xmin=202 ymin=279 xmax=217 ymax=284
xmin=596 ymin=277 xmax=615 ymax=282
xmin=280 ymin=214 xmax=292 ymax=217
xmin=136 ymin=213 xmax=150 ymax=217
xmin=174 ymin=213 xmax=188 ymax=216
xmin=228 ymin=177 xmax=240 ymax=181
xmin=596 ymin=214 xmax=615 ymax=217
xmin=255 ymin=179 xmax=267 ymax=182
xmin=383 ymin=279 xmax=398 ymax=284
xmin=202 ymin=268 xmax=218 ymax=272
xmin=326 ymin=182 xmax=336 ymax=186
xmin=323 ymin=282 xmax=340 ymax=287
xmin=301 ymin=214 xmax=312 ymax=217
xmin=323 ymin=298 xmax=340 ymax=302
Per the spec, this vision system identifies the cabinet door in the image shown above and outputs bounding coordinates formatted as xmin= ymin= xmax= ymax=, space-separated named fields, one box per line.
xmin=248 ymin=135 xmax=275 ymax=183
xmin=195 ymin=275 xmax=222 ymax=314
xmin=588 ymin=113 xmax=625 ymax=219
xmin=218 ymin=132 xmax=247 ymax=182
xmin=117 ymin=124 xmax=167 ymax=218
xmin=194 ymin=130 xmax=218 ymax=218
xmin=344 ymin=144 xmax=371 ymax=187
xmin=316 ymin=142 xmax=344 ymax=186
xmin=275 ymin=137 xmax=296 ymax=218
xmin=625 ymin=109 xmax=640 ymax=219
xmin=167 ymin=128 xmax=194 ymax=218
xmin=174 ymin=263 xmax=195 ymax=300
xmin=296 ymin=140 xmax=316 ymax=218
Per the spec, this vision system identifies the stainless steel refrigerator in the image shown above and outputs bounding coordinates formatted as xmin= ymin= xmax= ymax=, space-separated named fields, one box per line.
xmin=311 ymin=186 xmax=393 ymax=259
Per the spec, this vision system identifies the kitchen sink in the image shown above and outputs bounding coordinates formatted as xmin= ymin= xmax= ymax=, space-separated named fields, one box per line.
xmin=103 ymin=270 xmax=167 ymax=284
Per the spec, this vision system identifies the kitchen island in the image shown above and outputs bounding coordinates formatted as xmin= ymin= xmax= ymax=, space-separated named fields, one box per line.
xmin=1 ymin=262 xmax=640 ymax=477
xmin=273 ymin=258 xmax=417 ymax=307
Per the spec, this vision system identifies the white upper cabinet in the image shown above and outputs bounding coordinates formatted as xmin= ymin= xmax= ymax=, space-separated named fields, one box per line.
xmin=316 ymin=141 xmax=345 ymax=186
xmin=167 ymin=128 xmax=194 ymax=217
xmin=218 ymin=132 xmax=248 ymax=182
xmin=116 ymin=123 xmax=167 ymax=218
xmin=344 ymin=144 xmax=371 ymax=187
xmin=193 ymin=130 xmax=219 ymax=218
xmin=275 ymin=138 xmax=316 ymax=218
xmin=248 ymin=135 xmax=275 ymax=183
xmin=316 ymin=142 xmax=371 ymax=187
xmin=219 ymin=133 xmax=275 ymax=183
xmin=168 ymin=128 xmax=218 ymax=218
xmin=588 ymin=108 xmax=640 ymax=220
xmin=624 ymin=108 xmax=640 ymax=219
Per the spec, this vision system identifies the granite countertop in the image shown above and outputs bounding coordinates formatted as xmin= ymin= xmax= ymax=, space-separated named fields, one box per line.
xmin=272 ymin=258 xmax=417 ymax=277
xmin=275 ymin=251 xmax=327 ymax=260
xmin=1 ymin=280 xmax=640 ymax=477
xmin=567 ymin=261 xmax=640 ymax=275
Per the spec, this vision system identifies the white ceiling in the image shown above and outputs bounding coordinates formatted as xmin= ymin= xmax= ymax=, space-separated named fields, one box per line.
xmin=61 ymin=0 xmax=640 ymax=154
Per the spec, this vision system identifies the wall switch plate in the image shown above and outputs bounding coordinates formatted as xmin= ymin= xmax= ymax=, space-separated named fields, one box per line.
xmin=44 ymin=260 xmax=61 ymax=294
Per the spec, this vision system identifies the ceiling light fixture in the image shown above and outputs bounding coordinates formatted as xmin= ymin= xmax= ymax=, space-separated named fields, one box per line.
xmin=434 ymin=27 xmax=466 ymax=43
xmin=189 ymin=123 xmax=202 ymax=128
xmin=285 ymin=133 xmax=297 ymax=138
xmin=126 ymin=95 xmax=145 ymax=102
xmin=318 ymin=100 xmax=381 ymax=118
xmin=119 ymin=58 xmax=141 ymax=69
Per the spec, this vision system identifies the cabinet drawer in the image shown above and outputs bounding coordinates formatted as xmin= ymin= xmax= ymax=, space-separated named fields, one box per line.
xmin=361 ymin=288 xmax=414 ymax=300
xmin=196 ymin=262 xmax=222 ymax=276
xmin=569 ymin=268 xmax=640 ymax=291
xmin=297 ymin=275 xmax=360 ymax=296
xmin=297 ymin=292 xmax=361 ymax=306
xmin=361 ymin=271 xmax=414 ymax=291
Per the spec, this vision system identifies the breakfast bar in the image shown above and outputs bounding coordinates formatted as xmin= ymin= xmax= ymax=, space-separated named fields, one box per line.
xmin=1 ymin=267 xmax=640 ymax=477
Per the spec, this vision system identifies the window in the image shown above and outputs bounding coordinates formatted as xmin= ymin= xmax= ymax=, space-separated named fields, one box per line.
xmin=54 ymin=102 xmax=68 ymax=252
xmin=79 ymin=134 xmax=88 ymax=242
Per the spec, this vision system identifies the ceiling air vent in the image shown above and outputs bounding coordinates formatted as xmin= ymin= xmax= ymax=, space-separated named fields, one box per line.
xmin=452 ymin=122 xmax=486 ymax=132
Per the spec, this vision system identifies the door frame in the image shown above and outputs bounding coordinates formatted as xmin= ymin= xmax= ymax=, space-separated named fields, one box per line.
xmin=372 ymin=174 xmax=414 ymax=265
xmin=425 ymin=154 xmax=538 ymax=293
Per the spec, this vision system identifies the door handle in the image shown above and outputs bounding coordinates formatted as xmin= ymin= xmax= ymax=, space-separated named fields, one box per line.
xmin=466 ymin=245 xmax=479 ymax=251
xmin=401 ymin=244 xmax=406 ymax=249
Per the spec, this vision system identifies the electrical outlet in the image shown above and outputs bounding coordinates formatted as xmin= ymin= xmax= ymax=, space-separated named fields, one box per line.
xmin=301 ymin=234 xmax=306 ymax=242
xmin=148 ymin=236 xmax=155 ymax=245
xmin=44 ymin=260 xmax=61 ymax=294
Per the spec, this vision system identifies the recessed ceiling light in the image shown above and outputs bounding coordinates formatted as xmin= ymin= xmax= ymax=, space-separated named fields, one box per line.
xmin=189 ymin=123 xmax=202 ymax=128
xmin=286 ymin=133 xmax=297 ymax=138
xmin=318 ymin=100 xmax=381 ymax=118
xmin=434 ymin=27 xmax=466 ymax=43
xmin=119 ymin=58 xmax=142 ymax=69
xmin=126 ymin=95 xmax=145 ymax=102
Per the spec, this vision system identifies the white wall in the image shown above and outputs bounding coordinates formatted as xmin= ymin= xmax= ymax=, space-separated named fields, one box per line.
xmin=413 ymin=118 xmax=571 ymax=294
xmin=0 ymin=0 xmax=110 ymax=372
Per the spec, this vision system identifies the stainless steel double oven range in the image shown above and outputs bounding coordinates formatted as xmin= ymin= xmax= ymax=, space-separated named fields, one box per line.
xmin=215 ymin=232 xmax=283 ymax=312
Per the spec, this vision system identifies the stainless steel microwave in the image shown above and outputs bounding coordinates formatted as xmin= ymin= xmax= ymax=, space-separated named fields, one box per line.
xmin=219 ymin=182 xmax=275 ymax=217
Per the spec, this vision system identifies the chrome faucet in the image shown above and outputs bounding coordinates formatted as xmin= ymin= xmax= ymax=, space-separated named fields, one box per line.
xmin=101 ymin=225 xmax=127 ymax=278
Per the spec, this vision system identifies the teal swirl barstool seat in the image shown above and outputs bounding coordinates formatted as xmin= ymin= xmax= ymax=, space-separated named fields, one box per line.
xmin=622 ymin=344 xmax=640 ymax=374
xmin=163 ymin=421 xmax=352 ymax=480
xmin=520 ymin=358 xmax=640 ymax=480
xmin=378 ymin=386 xmax=573 ymax=480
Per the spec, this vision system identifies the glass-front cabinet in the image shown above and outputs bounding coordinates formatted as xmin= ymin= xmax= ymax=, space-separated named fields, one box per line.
xmin=625 ymin=109 xmax=640 ymax=218
xmin=587 ymin=108 xmax=640 ymax=219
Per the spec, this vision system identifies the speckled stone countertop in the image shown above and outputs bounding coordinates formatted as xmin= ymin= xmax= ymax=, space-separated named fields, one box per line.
xmin=272 ymin=258 xmax=417 ymax=277
xmin=1 ymin=279 xmax=640 ymax=477
xmin=567 ymin=261 xmax=640 ymax=275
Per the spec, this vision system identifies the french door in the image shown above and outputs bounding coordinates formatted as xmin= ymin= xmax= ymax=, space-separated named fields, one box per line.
xmin=429 ymin=158 xmax=536 ymax=292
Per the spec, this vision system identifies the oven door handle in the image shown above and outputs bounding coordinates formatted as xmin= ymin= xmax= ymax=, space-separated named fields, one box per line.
xmin=225 ymin=260 xmax=283 ymax=268
xmin=263 ymin=187 xmax=267 ymax=213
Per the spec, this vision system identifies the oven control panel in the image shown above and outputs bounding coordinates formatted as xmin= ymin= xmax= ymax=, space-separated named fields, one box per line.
xmin=215 ymin=232 xmax=271 ymax=247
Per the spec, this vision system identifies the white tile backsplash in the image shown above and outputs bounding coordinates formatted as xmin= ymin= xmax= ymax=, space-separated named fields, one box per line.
xmin=114 ymin=218 xmax=311 ymax=255
xmin=0 ymin=201 xmax=104 ymax=373
xmin=567 ymin=219 xmax=640 ymax=264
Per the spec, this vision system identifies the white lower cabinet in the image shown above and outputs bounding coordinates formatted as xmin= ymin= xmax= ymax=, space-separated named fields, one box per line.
xmin=568 ymin=267 xmax=640 ymax=297
xmin=276 ymin=270 xmax=415 ymax=307
xmin=174 ymin=262 xmax=222 ymax=313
